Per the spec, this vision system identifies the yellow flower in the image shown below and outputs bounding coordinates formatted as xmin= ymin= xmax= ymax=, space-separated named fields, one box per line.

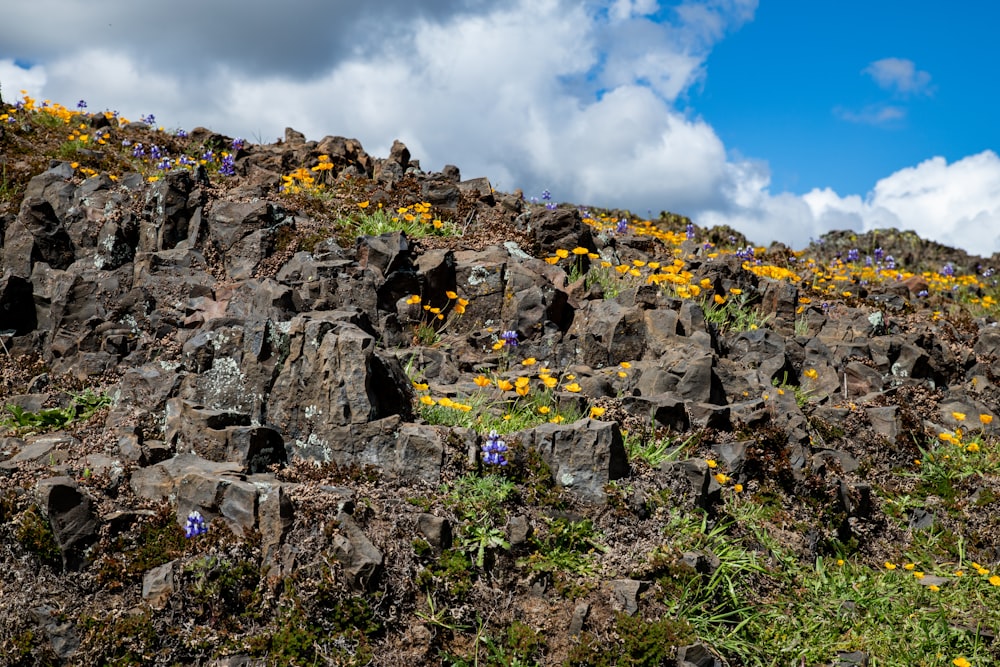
xmin=445 ymin=290 xmax=459 ymax=300
xmin=706 ymin=459 xmax=718 ymax=469
xmin=952 ymin=411 xmax=967 ymax=421
xmin=620 ymin=362 xmax=632 ymax=369
xmin=980 ymin=414 xmax=993 ymax=425
xmin=564 ymin=383 xmax=582 ymax=393
xmin=433 ymin=220 xmax=443 ymax=229
xmin=545 ymin=256 xmax=560 ymax=265
xmin=733 ymin=484 xmax=743 ymax=493
xmin=913 ymin=571 xmax=924 ymax=579
xmin=700 ymin=278 xmax=712 ymax=289
xmin=555 ymin=248 xmax=569 ymax=259
xmin=406 ymin=295 xmax=421 ymax=305
xmin=989 ymin=575 xmax=1000 ymax=586
xmin=549 ymin=415 xmax=565 ymax=424
xmin=419 ymin=395 xmax=435 ymax=406
xmin=437 ymin=397 xmax=454 ymax=408
xmin=714 ymin=294 xmax=726 ymax=305
xmin=836 ymin=559 xmax=845 ymax=567
xmin=804 ymin=368 xmax=818 ymax=380
xmin=953 ymin=658 xmax=971 ymax=667
xmin=589 ymin=406 xmax=606 ymax=418
xmin=412 ymin=382 xmax=429 ymax=391
xmin=572 ymin=246 xmax=588 ymax=255
xmin=538 ymin=406 xmax=551 ymax=415
xmin=904 ymin=563 xmax=915 ymax=571
xmin=884 ymin=562 xmax=897 ymax=570
xmin=617 ymin=371 xmax=628 ymax=378
xmin=928 ymin=584 xmax=940 ymax=592
xmin=729 ymin=288 xmax=742 ymax=295
xmin=966 ymin=442 xmax=980 ymax=453
xmin=497 ymin=380 xmax=514 ymax=391
xmin=521 ymin=357 xmax=537 ymax=366
xmin=357 ymin=200 xmax=370 ymax=208
xmin=713 ymin=473 xmax=729 ymax=484
xmin=540 ymin=375 xmax=558 ymax=389
xmin=473 ymin=375 xmax=491 ymax=387
xmin=492 ymin=341 xmax=505 ymax=351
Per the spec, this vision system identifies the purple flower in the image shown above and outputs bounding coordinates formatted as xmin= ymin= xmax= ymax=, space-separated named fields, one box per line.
xmin=184 ymin=510 xmax=208 ymax=538
xmin=481 ymin=430 xmax=508 ymax=466
xmin=541 ymin=189 xmax=551 ymax=201
xmin=874 ymin=247 xmax=884 ymax=262
xmin=201 ymin=150 xmax=214 ymax=163
xmin=983 ymin=268 xmax=995 ymax=278
xmin=132 ymin=142 xmax=145 ymax=158
xmin=157 ymin=157 xmax=173 ymax=170
xmin=616 ymin=218 xmax=628 ymax=234
xmin=231 ymin=137 xmax=245 ymax=152
xmin=685 ymin=223 xmax=695 ymax=240
xmin=140 ymin=113 xmax=155 ymax=125
xmin=218 ymin=153 xmax=236 ymax=176
xmin=176 ymin=128 xmax=188 ymax=139
xmin=149 ymin=144 xmax=162 ymax=160
xmin=121 ymin=138 xmax=132 ymax=147
xmin=846 ymin=248 xmax=859 ymax=262
xmin=918 ymin=289 xmax=929 ymax=298
xmin=941 ymin=263 xmax=955 ymax=277
xmin=76 ymin=100 xmax=87 ymax=110
xmin=884 ymin=255 xmax=896 ymax=270
xmin=735 ymin=245 xmax=755 ymax=261
xmin=500 ymin=330 xmax=518 ymax=347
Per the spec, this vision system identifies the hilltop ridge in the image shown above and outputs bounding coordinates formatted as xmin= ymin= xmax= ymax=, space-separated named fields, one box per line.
xmin=1 ymin=92 xmax=999 ymax=666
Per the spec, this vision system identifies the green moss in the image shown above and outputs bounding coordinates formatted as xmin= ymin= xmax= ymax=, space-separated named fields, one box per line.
xmin=15 ymin=505 xmax=61 ymax=568
xmin=564 ymin=613 xmax=694 ymax=667
xmin=417 ymin=548 xmax=474 ymax=599
xmin=78 ymin=610 xmax=159 ymax=667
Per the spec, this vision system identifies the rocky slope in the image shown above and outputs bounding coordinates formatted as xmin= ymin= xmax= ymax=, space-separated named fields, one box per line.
xmin=1 ymin=93 xmax=999 ymax=666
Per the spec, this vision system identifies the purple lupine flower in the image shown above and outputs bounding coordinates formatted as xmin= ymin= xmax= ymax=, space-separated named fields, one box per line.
xmin=500 ymin=330 xmax=518 ymax=347
xmin=201 ymin=150 xmax=214 ymax=163
xmin=76 ymin=100 xmax=87 ymax=110
xmin=983 ymin=268 xmax=995 ymax=278
xmin=149 ymin=144 xmax=162 ymax=160
xmin=874 ymin=247 xmax=884 ymax=262
xmin=121 ymin=138 xmax=132 ymax=147
xmin=735 ymin=245 xmax=755 ymax=261
xmin=481 ymin=430 xmax=508 ymax=466
xmin=157 ymin=157 xmax=173 ymax=170
xmin=616 ymin=218 xmax=628 ymax=234
xmin=140 ymin=113 xmax=155 ymax=125
xmin=884 ymin=255 xmax=896 ymax=270
xmin=218 ymin=153 xmax=236 ymax=176
xmin=846 ymin=248 xmax=859 ymax=262
xmin=686 ymin=223 xmax=695 ymax=240
xmin=231 ymin=137 xmax=245 ymax=152
xmin=184 ymin=510 xmax=208 ymax=538
xmin=541 ymin=189 xmax=551 ymax=201
xmin=176 ymin=128 xmax=188 ymax=139
xmin=132 ymin=142 xmax=145 ymax=158
xmin=178 ymin=155 xmax=196 ymax=166
xmin=941 ymin=263 xmax=955 ymax=277
xmin=918 ymin=290 xmax=929 ymax=298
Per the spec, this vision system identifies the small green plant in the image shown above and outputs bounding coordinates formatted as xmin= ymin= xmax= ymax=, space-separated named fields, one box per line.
xmin=701 ymin=289 xmax=771 ymax=333
xmin=771 ymin=371 xmax=812 ymax=408
xmin=519 ymin=517 xmax=605 ymax=575
xmin=348 ymin=201 xmax=461 ymax=239
xmin=14 ymin=505 xmax=62 ymax=568
xmin=0 ymin=390 xmax=111 ymax=435
xmin=623 ymin=430 xmax=696 ymax=468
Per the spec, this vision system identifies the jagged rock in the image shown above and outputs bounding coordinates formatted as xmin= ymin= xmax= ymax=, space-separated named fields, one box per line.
xmin=140 ymin=169 xmax=199 ymax=252
xmin=36 ymin=476 xmax=98 ymax=570
xmin=142 ymin=560 xmax=176 ymax=610
xmin=521 ymin=418 xmax=629 ymax=503
xmin=32 ymin=604 xmax=80 ymax=659
xmin=0 ymin=271 xmax=36 ymax=333
xmin=607 ymin=579 xmax=646 ymax=615
xmin=416 ymin=513 xmax=453 ymax=550
xmin=676 ymin=643 xmax=722 ymax=667
xmin=331 ymin=511 xmax=383 ymax=590
xmin=530 ymin=207 xmax=594 ymax=258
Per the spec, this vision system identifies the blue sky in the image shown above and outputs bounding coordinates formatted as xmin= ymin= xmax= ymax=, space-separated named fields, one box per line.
xmin=695 ymin=1 xmax=1000 ymax=196
xmin=2 ymin=1 xmax=999 ymax=254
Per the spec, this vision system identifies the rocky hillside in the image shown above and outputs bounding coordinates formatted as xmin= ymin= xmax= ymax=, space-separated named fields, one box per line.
xmin=1 ymin=92 xmax=1000 ymax=667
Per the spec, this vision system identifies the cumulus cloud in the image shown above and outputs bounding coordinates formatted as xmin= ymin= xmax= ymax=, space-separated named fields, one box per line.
xmin=4 ymin=1 xmax=1000 ymax=256
xmin=703 ymin=151 xmax=1000 ymax=255
xmin=863 ymin=57 xmax=933 ymax=96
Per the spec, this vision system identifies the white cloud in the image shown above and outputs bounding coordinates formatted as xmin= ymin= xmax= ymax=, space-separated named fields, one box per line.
xmin=701 ymin=151 xmax=1000 ymax=255
xmin=834 ymin=103 xmax=906 ymax=126
xmin=4 ymin=1 xmax=1000 ymax=257
xmin=864 ymin=57 xmax=933 ymax=96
